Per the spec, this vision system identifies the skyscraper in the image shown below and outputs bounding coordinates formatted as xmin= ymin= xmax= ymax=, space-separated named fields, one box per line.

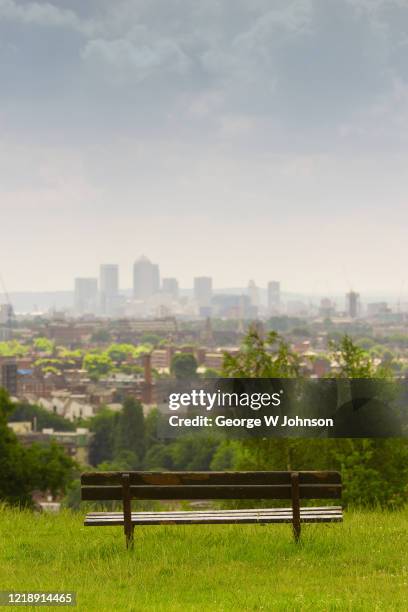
xmin=0 ymin=304 xmax=13 ymax=341
xmin=0 ymin=304 xmax=13 ymax=325
xmin=346 ymin=291 xmax=360 ymax=318
xmin=247 ymin=280 xmax=259 ymax=318
xmin=194 ymin=277 xmax=213 ymax=316
xmin=0 ymin=357 xmax=17 ymax=395
xmin=267 ymin=281 xmax=281 ymax=312
xmin=248 ymin=280 xmax=259 ymax=307
xmin=99 ymin=264 xmax=119 ymax=315
xmin=162 ymin=277 xmax=179 ymax=299
xmin=133 ymin=256 xmax=160 ymax=299
xmin=74 ymin=278 xmax=98 ymax=314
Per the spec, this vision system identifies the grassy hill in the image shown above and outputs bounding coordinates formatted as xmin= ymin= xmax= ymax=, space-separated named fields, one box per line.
xmin=0 ymin=506 xmax=407 ymax=611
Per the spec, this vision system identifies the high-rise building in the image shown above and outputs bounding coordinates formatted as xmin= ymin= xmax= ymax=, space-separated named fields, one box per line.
xmin=346 ymin=291 xmax=360 ymax=319
xmin=133 ymin=256 xmax=160 ymax=299
xmin=0 ymin=304 xmax=13 ymax=325
xmin=267 ymin=281 xmax=280 ymax=312
xmin=247 ymin=280 xmax=259 ymax=318
xmin=248 ymin=280 xmax=259 ymax=307
xmin=99 ymin=264 xmax=119 ymax=315
xmin=194 ymin=277 xmax=213 ymax=315
xmin=0 ymin=357 xmax=17 ymax=395
xmin=0 ymin=304 xmax=13 ymax=341
xmin=162 ymin=277 xmax=179 ymax=299
xmin=74 ymin=278 xmax=98 ymax=314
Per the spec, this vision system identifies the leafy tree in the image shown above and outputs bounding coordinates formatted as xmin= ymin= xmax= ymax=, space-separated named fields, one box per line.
xmin=222 ymin=326 xmax=300 ymax=378
xmin=42 ymin=366 xmax=59 ymax=375
xmin=98 ymin=450 xmax=140 ymax=471
xmin=9 ymin=402 xmax=75 ymax=432
xmin=89 ymin=408 xmax=117 ymax=466
xmin=0 ymin=389 xmax=33 ymax=505
xmin=329 ymin=335 xmax=378 ymax=378
xmin=202 ymin=367 xmax=220 ymax=379
xmin=134 ymin=344 xmax=153 ymax=357
xmin=0 ymin=390 xmax=76 ymax=505
xmin=221 ymin=326 xmax=302 ymax=474
xmin=63 ymin=479 xmax=82 ymax=510
xmin=144 ymin=408 xmax=160 ymax=452
xmin=90 ymin=329 xmax=111 ymax=343
xmin=222 ymin=329 xmax=408 ymax=508
xmin=34 ymin=358 xmax=64 ymax=373
xmin=28 ymin=442 xmax=76 ymax=497
xmin=170 ymin=435 xmax=220 ymax=470
xmin=33 ymin=337 xmax=55 ymax=353
xmin=210 ymin=441 xmax=240 ymax=470
xmin=106 ymin=344 xmax=136 ymax=363
xmin=57 ymin=347 xmax=82 ymax=359
xmin=0 ymin=341 xmax=28 ymax=357
xmin=140 ymin=334 xmax=160 ymax=345
xmin=333 ymin=439 xmax=408 ymax=508
xmin=114 ymin=398 xmax=145 ymax=461
xmin=170 ymin=353 xmax=198 ymax=379
xmin=144 ymin=443 xmax=174 ymax=470
xmin=83 ymin=352 xmax=113 ymax=379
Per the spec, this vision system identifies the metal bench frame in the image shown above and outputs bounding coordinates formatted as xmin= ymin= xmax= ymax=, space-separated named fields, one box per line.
xmin=81 ymin=470 xmax=343 ymax=548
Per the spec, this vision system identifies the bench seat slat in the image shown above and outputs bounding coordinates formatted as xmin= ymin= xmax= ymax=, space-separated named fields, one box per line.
xmin=84 ymin=507 xmax=343 ymax=526
xmin=86 ymin=507 xmax=342 ymax=518
xmin=84 ymin=514 xmax=343 ymax=523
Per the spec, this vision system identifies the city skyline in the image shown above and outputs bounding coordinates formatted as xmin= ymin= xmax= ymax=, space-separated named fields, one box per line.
xmin=2 ymin=252 xmax=407 ymax=300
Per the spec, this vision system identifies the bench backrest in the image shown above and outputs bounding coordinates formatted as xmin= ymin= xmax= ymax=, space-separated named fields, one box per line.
xmin=81 ymin=471 xmax=342 ymax=502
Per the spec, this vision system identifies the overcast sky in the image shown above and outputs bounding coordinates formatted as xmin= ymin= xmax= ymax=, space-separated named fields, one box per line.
xmin=1 ymin=0 xmax=408 ymax=296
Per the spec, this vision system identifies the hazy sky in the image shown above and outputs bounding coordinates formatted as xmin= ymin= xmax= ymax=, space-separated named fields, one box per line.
xmin=1 ymin=0 xmax=408 ymax=295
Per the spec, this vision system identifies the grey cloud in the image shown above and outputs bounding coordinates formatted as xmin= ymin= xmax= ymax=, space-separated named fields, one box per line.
xmin=2 ymin=0 xmax=408 ymax=154
xmin=0 ymin=0 xmax=94 ymax=33
xmin=82 ymin=34 xmax=192 ymax=83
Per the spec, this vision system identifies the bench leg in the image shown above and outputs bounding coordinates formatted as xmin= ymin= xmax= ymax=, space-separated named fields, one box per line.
xmin=122 ymin=473 xmax=134 ymax=549
xmin=291 ymin=471 xmax=301 ymax=543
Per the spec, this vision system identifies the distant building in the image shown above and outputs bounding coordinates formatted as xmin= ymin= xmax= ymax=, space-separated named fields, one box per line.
xmin=0 ymin=303 xmax=13 ymax=324
xmin=346 ymin=291 xmax=360 ymax=319
xmin=212 ymin=294 xmax=251 ymax=318
xmin=267 ymin=281 xmax=280 ymax=312
xmin=133 ymin=256 xmax=160 ymax=299
xmin=74 ymin=278 xmax=98 ymax=315
xmin=319 ymin=298 xmax=336 ymax=318
xmin=113 ymin=318 xmax=177 ymax=341
xmin=162 ymin=277 xmax=179 ymax=299
xmin=246 ymin=280 xmax=259 ymax=319
xmin=367 ymin=302 xmax=390 ymax=317
xmin=194 ymin=277 xmax=213 ymax=316
xmin=0 ymin=357 xmax=17 ymax=395
xmin=0 ymin=304 xmax=13 ymax=341
xmin=99 ymin=264 xmax=119 ymax=315
xmin=286 ymin=300 xmax=308 ymax=316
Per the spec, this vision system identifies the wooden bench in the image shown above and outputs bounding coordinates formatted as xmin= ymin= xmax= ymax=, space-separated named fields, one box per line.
xmin=81 ymin=470 xmax=342 ymax=548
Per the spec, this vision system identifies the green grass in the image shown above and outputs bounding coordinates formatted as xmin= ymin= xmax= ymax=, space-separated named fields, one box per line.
xmin=0 ymin=507 xmax=407 ymax=611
